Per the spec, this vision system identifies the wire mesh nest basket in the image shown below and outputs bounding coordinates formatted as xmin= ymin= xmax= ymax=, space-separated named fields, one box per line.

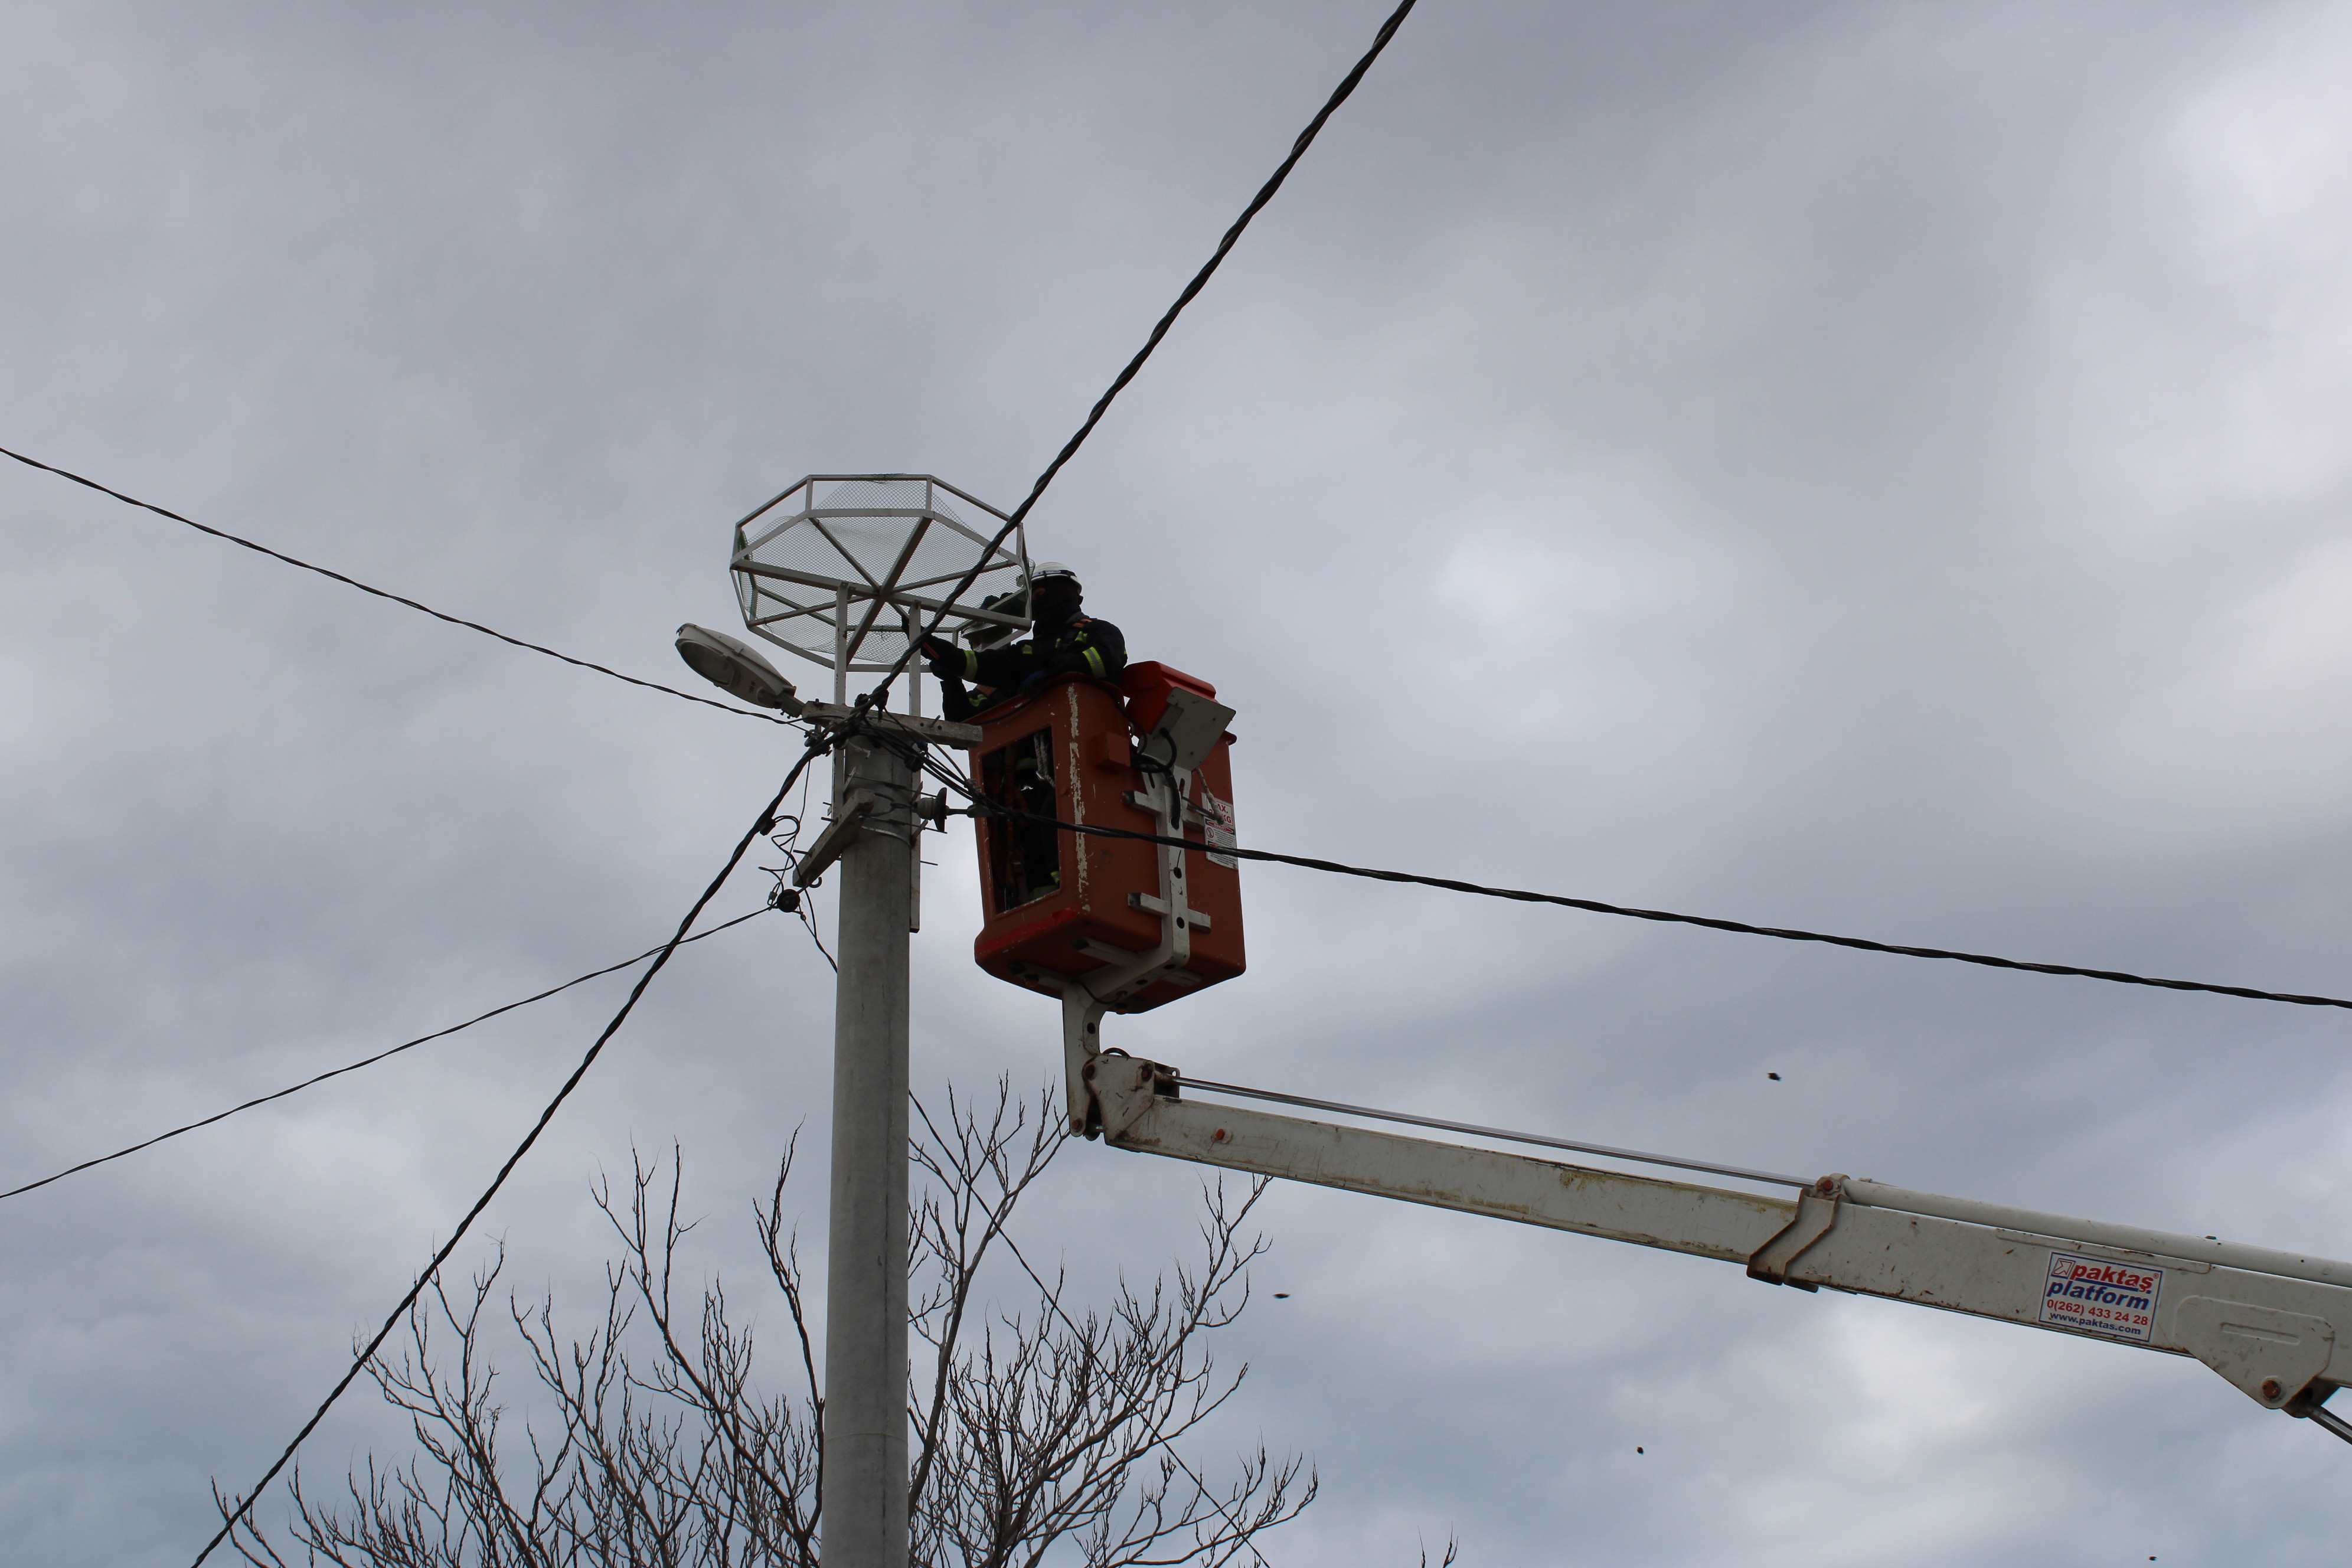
xmin=731 ymin=475 xmax=1031 ymax=682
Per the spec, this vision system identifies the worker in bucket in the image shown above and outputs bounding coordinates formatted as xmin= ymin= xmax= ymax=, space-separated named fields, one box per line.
xmin=922 ymin=561 xmax=1126 ymax=721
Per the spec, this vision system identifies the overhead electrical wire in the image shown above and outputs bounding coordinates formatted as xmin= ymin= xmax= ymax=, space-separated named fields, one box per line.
xmin=897 ymin=742 xmax=2352 ymax=1012
xmin=0 ymin=443 xmax=793 ymax=727
xmin=809 ymin=0 xmax=2352 ymax=1023
xmin=88 ymin=2 xmax=1426 ymax=1540
xmin=7 ymin=0 xmax=1422 ymax=739
xmin=796 ymin=895 xmax=839 ymax=973
xmin=0 ymin=907 xmax=775 ymax=1207
xmin=14 ymin=0 xmax=2313 ymax=1022
xmin=61 ymin=0 xmax=2297 ymax=1538
xmin=857 ymin=0 xmax=1421 ymax=716
xmin=34 ymin=419 xmax=2325 ymax=1018
xmin=194 ymin=736 xmax=828 ymax=1568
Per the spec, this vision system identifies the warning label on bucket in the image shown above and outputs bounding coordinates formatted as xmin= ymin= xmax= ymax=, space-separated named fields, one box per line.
xmin=1199 ymin=791 xmax=1237 ymax=870
xmin=2039 ymin=1252 xmax=2163 ymax=1342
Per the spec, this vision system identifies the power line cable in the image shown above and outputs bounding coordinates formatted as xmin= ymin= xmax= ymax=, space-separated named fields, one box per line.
xmin=0 ymin=907 xmax=775 ymax=1207
xmin=816 ymin=0 xmax=2349 ymax=1021
xmin=756 ymin=792 xmax=841 ymax=972
xmin=796 ymin=897 xmax=838 ymax=974
xmin=935 ymin=775 xmax=2352 ymax=1012
xmin=0 ymin=443 xmax=792 ymax=726
xmin=194 ymin=736 xmax=828 ymax=1567
xmin=857 ymin=0 xmax=1420 ymax=715
xmin=8 ymin=0 xmax=1417 ymax=737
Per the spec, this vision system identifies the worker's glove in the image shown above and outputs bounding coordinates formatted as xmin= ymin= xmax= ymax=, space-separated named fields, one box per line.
xmin=919 ymin=635 xmax=959 ymax=675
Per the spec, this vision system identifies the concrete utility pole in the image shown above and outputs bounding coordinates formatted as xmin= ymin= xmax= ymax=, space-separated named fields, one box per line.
xmin=821 ymin=730 xmax=916 ymax=1567
xmin=687 ymin=473 xmax=1031 ymax=1567
xmin=781 ymin=704 xmax=978 ymax=1566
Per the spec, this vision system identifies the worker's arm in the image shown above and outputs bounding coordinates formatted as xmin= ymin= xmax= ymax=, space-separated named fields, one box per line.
xmin=952 ymin=617 xmax=1128 ymax=698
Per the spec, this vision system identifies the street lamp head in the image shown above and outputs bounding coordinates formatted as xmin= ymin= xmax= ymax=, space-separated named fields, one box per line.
xmin=675 ymin=623 xmax=805 ymax=714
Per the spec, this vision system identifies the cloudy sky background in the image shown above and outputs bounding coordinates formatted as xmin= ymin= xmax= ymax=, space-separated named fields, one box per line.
xmin=7 ymin=1 xmax=2352 ymax=1562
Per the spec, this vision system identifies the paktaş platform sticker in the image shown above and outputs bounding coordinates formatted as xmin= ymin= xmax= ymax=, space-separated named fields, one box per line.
xmin=2039 ymin=1251 xmax=2164 ymax=1342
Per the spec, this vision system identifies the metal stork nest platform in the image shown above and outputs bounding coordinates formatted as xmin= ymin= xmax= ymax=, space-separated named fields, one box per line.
xmin=730 ymin=473 xmax=1031 ymax=706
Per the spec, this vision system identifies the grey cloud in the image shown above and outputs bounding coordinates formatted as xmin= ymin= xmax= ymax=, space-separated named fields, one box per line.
xmin=5 ymin=2 xmax=2351 ymax=1564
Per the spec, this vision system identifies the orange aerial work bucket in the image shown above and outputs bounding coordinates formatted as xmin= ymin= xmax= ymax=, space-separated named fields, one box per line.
xmin=967 ymin=662 xmax=1244 ymax=1012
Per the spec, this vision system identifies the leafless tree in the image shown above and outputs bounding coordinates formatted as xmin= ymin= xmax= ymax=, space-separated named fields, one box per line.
xmin=224 ymin=1078 xmax=1335 ymax=1567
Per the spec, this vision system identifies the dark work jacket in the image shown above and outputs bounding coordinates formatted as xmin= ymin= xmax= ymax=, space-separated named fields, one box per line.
xmin=966 ymin=611 xmax=1125 ymax=691
xmin=938 ymin=612 xmax=1126 ymax=721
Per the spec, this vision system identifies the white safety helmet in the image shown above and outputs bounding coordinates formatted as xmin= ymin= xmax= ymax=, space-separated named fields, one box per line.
xmin=1029 ymin=561 xmax=1080 ymax=589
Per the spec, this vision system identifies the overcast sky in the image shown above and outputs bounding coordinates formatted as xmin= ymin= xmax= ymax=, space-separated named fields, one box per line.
xmin=7 ymin=1 xmax=2352 ymax=1563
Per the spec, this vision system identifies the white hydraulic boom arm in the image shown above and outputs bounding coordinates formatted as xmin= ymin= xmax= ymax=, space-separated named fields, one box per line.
xmin=1076 ymin=1053 xmax=2352 ymax=1448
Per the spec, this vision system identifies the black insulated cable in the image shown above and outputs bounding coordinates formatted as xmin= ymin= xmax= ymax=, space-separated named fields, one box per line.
xmin=192 ymin=736 xmax=828 ymax=1567
xmin=857 ymin=0 xmax=1422 ymax=714
xmin=0 ymin=908 xmax=775 ymax=1206
xmin=1 ymin=443 xmax=793 ymax=726
xmin=951 ymin=793 xmax=2352 ymax=1013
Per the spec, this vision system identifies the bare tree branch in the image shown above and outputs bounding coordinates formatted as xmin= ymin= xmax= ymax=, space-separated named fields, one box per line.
xmin=238 ymin=1079 xmax=1343 ymax=1568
